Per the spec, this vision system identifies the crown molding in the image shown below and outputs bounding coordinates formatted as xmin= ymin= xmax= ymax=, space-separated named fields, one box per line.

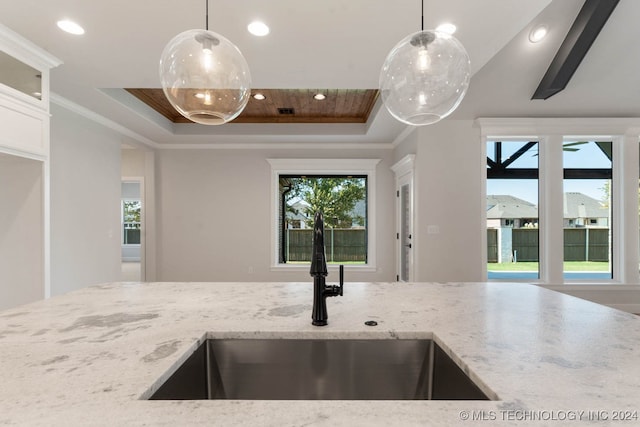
xmin=50 ymin=93 xmax=160 ymax=149
xmin=50 ymin=92 xmax=397 ymax=150
xmin=0 ymin=23 xmax=62 ymax=70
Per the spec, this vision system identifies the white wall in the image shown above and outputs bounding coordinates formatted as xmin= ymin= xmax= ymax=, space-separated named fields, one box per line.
xmin=156 ymin=148 xmax=396 ymax=282
xmin=41 ymin=106 xmax=640 ymax=312
xmin=122 ymin=147 xmax=146 ymax=177
xmin=0 ymin=154 xmax=43 ymax=310
xmin=412 ymin=119 xmax=484 ymax=282
xmin=50 ymin=104 xmax=122 ymax=295
xmin=393 ymin=129 xmax=418 ymax=164
xmin=122 ymin=145 xmax=157 ymax=281
xmin=153 ymin=122 xmax=481 ymax=284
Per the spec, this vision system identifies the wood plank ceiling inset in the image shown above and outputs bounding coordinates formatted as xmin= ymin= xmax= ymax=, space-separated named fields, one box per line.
xmin=125 ymin=88 xmax=379 ymax=124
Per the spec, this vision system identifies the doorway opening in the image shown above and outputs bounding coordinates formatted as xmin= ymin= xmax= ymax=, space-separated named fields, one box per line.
xmin=121 ymin=179 xmax=143 ymax=281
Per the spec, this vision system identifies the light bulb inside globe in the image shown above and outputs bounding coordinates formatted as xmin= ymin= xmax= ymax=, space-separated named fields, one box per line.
xmin=380 ymin=30 xmax=470 ymax=126
xmin=159 ymin=29 xmax=251 ymax=125
xmin=202 ymin=50 xmax=214 ymax=71
xmin=417 ymin=48 xmax=430 ymax=71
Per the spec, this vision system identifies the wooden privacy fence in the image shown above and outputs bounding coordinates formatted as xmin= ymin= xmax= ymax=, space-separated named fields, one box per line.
xmin=564 ymin=228 xmax=609 ymax=262
xmin=512 ymin=229 xmax=539 ymax=261
xmin=487 ymin=228 xmax=610 ymax=262
xmin=286 ymin=228 xmax=366 ymax=262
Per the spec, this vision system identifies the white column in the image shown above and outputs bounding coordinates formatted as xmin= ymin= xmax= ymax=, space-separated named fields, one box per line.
xmin=539 ymin=135 xmax=564 ymax=284
xmin=617 ymin=134 xmax=639 ymax=284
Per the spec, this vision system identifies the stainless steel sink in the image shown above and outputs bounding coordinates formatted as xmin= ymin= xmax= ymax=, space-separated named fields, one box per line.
xmin=147 ymin=339 xmax=491 ymax=400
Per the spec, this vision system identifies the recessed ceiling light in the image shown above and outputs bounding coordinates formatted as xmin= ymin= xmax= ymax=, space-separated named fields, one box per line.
xmin=248 ymin=21 xmax=269 ymax=36
xmin=529 ymin=25 xmax=548 ymax=43
xmin=436 ymin=23 xmax=457 ymax=35
xmin=313 ymin=93 xmax=326 ymax=101
xmin=57 ymin=19 xmax=85 ymax=35
xmin=253 ymin=93 xmax=266 ymax=100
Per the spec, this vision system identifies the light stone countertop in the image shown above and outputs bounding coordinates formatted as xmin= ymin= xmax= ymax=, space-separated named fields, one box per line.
xmin=0 ymin=281 xmax=639 ymax=426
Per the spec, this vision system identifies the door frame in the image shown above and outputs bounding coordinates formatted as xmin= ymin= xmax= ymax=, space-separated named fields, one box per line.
xmin=391 ymin=155 xmax=415 ymax=282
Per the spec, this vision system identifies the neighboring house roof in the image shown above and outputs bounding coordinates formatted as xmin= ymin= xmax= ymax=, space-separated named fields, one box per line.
xmin=486 ymin=195 xmax=538 ymax=219
xmin=286 ymin=198 xmax=310 ymax=222
xmin=486 ymin=193 xmax=608 ymax=220
xmin=563 ymin=192 xmax=607 ymax=219
xmin=287 ymin=197 xmax=310 ymax=210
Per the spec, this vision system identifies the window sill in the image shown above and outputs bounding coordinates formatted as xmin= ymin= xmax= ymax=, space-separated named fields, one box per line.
xmin=488 ymin=279 xmax=632 ymax=287
xmin=270 ymin=264 xmax=378 ymax=273
xmin=540 ymin=283 xmax=640 ymax=290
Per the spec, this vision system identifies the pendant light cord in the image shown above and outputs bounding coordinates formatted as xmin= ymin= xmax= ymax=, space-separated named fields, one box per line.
xmin=421 ymin=0 xmax=424 ymax=31
xmin=205 ymin=0 xmax=209 ymax=31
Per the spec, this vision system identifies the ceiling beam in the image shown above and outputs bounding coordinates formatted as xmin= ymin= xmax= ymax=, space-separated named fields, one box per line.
xmin=532 ymin=0 xmax=619 ymax=100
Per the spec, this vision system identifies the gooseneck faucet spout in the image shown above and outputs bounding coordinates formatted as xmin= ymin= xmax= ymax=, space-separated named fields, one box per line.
xmin=310 ymin=211 xmax=344 ymax=326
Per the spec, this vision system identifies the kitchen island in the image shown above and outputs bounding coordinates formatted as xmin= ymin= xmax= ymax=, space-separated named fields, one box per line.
xmin=0 ymin=281 xmax=638 ymax=426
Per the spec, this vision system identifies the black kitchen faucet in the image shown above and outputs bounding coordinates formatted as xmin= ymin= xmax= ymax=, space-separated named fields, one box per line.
xmin=310 ymin=211 xmax=344 ymax=326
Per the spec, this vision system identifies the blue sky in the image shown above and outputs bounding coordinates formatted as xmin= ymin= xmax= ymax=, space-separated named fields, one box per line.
xmin=487 ymin=141 xmax=610 ymax=205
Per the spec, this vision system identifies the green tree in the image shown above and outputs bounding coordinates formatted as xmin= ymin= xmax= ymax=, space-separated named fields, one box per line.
xmin=287 ymin=177 xmax=365 ymax=228
xmin=123 ymin=200 xmax=141 ymax=223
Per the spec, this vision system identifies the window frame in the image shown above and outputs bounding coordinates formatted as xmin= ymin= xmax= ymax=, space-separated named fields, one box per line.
xmin=267 ymin=158 xmax=380 ymax=272
xmin=478 ymin=118 xmax=640 ymax=285
xmin=561 ymin=139 xmax=614 ymax=281
xmin=279 ymin=174 xmax=368 ymax=264
xmin=485 ymin=139 xmax=541 ymax=280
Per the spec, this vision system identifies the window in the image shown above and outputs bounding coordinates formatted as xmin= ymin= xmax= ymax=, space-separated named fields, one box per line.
xmin=563 ymin=140 xmax=612 ymax=280
xmin=479 ymin=118 xmax=639 ymax=284
xmin=122 ymin=200 xmax=141 ymax=244
xmin=486 ymin=141 xmax=539 ymax=279
xmin=268 ymin=159 xmax=379 ymax=270
xmin=279 ymin=176 xmax=367 ymax=264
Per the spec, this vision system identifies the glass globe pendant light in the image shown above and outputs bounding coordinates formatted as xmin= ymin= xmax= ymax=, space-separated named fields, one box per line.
xmin=379 ymin=0 xmax=470 ymax=126
xmin=159 ymin=0 xmax=251 ymax=125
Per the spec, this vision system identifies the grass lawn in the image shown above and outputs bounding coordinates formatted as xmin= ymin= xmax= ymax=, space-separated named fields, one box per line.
xmin=488 ymin=261 xmax=609 ymax=272
xmin=286 ymin=261 xmax=366 ymax=265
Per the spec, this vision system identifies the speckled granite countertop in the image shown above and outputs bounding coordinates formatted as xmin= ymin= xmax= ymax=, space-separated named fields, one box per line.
xmin=0 ymin=281 xmax=639 ymax=426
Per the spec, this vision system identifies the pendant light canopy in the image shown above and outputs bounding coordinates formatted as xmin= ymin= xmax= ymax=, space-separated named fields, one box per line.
xmin=159 ymin=2 xmax=251 ymax=125
xmin=380 ymin=3 xmax=470 ymax=126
